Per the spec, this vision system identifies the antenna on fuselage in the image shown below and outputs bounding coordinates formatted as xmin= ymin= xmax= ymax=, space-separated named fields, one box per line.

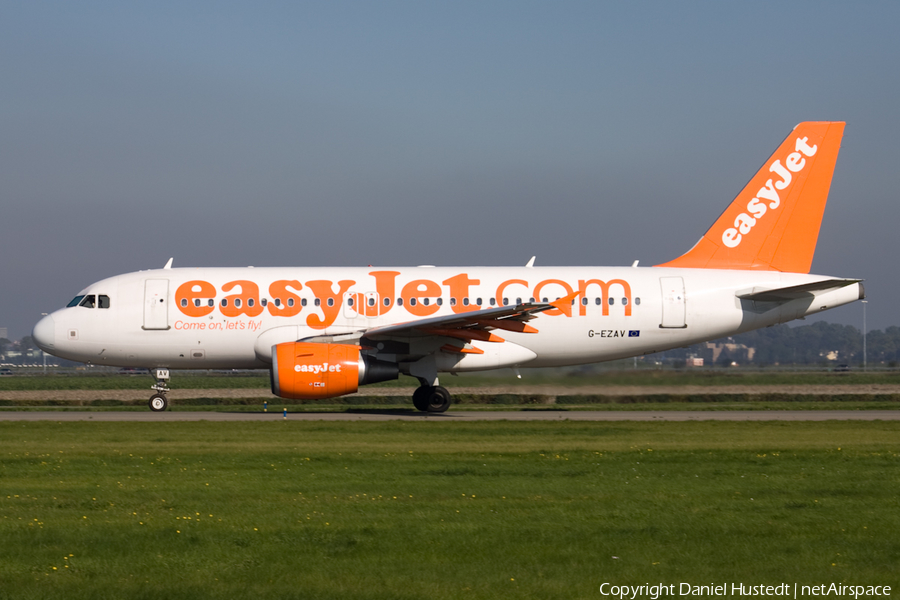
xmin=163 ymin=258 xmax=173 ymax=269
xmin=525 ymin=256 xmax=535 ymax=268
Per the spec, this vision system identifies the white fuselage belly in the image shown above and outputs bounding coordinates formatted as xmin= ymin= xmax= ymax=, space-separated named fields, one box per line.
xmin=40 ymin=266 xmax=862 ymax=373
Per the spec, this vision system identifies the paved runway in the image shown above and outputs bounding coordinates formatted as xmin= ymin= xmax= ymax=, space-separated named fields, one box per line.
xmin=1 ymin=410 xmax=898 ymax=421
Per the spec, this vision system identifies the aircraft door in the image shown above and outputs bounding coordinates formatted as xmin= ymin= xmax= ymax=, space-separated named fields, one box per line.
xmin=143 ymin=279 xmax=170 ymax=330
xmin=342 ymin=291 xmax=363 ymax=325
xmin=659 ymin=277 xmax=686 ymax=328
xmin=342 ymin=292 xmax=380 ymax=322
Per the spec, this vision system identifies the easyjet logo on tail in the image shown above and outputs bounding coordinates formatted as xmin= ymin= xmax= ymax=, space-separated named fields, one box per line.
xmin=721 ymin=136 xmax=818 ymax=248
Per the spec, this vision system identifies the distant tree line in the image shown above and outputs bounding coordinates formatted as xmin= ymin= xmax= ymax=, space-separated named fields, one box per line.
xmin=679 ymin=322 xmax=900 ymax=367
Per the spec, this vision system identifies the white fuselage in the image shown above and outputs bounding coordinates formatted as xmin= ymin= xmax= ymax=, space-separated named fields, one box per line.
xmin=33 ymin=266 xmax=863 ymax=374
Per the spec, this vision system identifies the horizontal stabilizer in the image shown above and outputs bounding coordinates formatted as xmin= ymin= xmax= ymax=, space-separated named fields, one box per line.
xmin=736 ymin=279 xmax=862 ymax=302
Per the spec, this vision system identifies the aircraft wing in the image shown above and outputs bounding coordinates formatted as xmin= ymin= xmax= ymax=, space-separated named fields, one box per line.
xmin=356 ymin=294 xmax=577 ymax=355
xmin=363 ymin=299 xmax=561 ymax=339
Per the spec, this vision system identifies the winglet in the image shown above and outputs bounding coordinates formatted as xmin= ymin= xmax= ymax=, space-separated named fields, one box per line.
xmin=549 ymin=290 xmax=580 ymax=317
xmin=656 ymin=122 xmax=845 ymax=273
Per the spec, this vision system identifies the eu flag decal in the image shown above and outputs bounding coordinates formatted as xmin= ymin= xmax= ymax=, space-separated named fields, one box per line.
xmin=628 ymin=330 xmax=640 ymax=337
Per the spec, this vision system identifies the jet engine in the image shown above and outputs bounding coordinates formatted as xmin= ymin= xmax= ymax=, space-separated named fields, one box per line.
xmin=270 ymin=342 xmax=398 ymax=399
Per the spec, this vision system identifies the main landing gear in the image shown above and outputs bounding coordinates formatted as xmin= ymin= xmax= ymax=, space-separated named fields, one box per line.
xmin=412 ymin=384 xmax=452 ymax=413
xmin=149 ymin=368 xmax=170 ymax=412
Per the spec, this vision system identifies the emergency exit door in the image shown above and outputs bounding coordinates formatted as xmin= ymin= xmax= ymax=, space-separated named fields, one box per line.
xmin=659 ymin=277 xmax=686 ymax=328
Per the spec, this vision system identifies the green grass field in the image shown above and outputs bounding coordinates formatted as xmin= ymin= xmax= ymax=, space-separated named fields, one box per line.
xmin=1 ymin=421 xmax=898 ymax=599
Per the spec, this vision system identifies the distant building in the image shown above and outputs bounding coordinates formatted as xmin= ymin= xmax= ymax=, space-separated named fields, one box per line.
xmin=686 ymin=357 xmax=704 ymax=367
xmin=702 ymin=341 xmax=755 ymax=364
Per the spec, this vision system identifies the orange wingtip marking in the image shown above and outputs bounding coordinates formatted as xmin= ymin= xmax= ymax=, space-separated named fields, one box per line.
xmin=441 ymin=344 xmax=484 ymax=355
xmin=420 ymin=328 xmax=505 ymax=343
xmin=475 ymin=319 xmax=539 ymax=334
xmin=656 ymin=121 xmax=845 ymax=273
xmin=549 ymin=291 xmax=580 ymax=316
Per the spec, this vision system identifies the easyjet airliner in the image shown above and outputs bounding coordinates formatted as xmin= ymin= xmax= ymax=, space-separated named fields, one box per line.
xmin=32 ymin=122 xmax=862 ymax=412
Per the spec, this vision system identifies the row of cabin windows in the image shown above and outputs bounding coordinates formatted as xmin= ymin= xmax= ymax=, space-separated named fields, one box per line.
xmin=178 ymin=297 xmax=317 ymax=309
xmin=343 ymin=296 xmax=642 ymax=307
xmin=67 ymin=295 xmax=111 ymax=309
xmin=181 ymin=296 xmax=642 ymax=309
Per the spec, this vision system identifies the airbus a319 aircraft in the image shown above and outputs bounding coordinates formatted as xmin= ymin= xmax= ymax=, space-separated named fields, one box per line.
xmin=33 ymin=122 xmax=862 ymax=412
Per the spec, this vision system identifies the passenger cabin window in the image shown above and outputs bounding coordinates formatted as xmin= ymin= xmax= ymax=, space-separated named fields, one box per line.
xmin=314 ymin=299 xmax=321 ymax=307
xmin=595 ymin=298 xmax=601 ymax=305
xmin=221 ymin=299 xmax=228 ymax=307
xmin=327 ymin=298 xmax=334 ymax=307
xmin=622 ymin=298 xmax=628 ymax=306
xmin=503 ymin=298 xmax=509 ymax=306
xmin=181 ymin=299 xmax=189 ymax=307
xmin=287 ymin=299 xmax=294 ymax=307
xmin=450 ymin=298 xmax=457 ymax=306
xmin=463 ymin=298 xmax=470 ymax=306
xmin=581 ymin=297 xmax=588 ymax=306
xmin=347 ymin=298 xmax=354 ymax=306
xmin=516 ymin=297 xmax=522 ymax=305
xmin=368 ymin=297 xmax=376 ymax=307
xmin=383 ymin=298 xmax=390 ymax=307
xmin=99 ymin=295 xmax=110 ymax=309
xmin=274 ymin=298 xmax=282 ymax=307
xmin=608 ymin=297 xmax=615 ymax=305
xmin=261 ymin=298 xmax=268 ymax=307
xmin=396 ymin=298 xmax=403 ymax=306
xmin=67 ymin=295 xmax=85 ymax=308
xmin=635 ymin=297 xmax=641 ymax=305
xmin=436 ymin=298 xmax=443 ymax=306
xmin=79 ymin=295 xmax=96 ymax=309
xmin=301 ymin=299 xmax=307 ymax=307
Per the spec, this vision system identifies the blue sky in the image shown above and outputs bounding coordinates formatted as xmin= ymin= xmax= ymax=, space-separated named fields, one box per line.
xmin=2 ymin=1 xmax=899 ymax=338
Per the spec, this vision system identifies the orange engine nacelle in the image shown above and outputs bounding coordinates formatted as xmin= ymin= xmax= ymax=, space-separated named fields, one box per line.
xmin=270 ymin=342 xmax=398 ymax=400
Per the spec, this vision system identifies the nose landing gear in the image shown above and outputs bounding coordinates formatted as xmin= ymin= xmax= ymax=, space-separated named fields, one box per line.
xmin=149 ymin=393 xmax=168 ymax=412
xmin=149 ymin=368 xmax=170 ymax=412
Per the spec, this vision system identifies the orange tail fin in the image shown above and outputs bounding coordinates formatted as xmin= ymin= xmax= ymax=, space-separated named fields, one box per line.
xmin=656 ymin=121 xmax=845 ymax=273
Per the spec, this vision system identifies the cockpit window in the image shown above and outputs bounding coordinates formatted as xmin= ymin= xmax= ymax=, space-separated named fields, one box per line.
xmin=79 ymin=295 xmax=96 ymax=309
xmin=67 ymin=295 xmax=85 ymax=308
xmin=99 ymin=295 xmax=110 ymax=309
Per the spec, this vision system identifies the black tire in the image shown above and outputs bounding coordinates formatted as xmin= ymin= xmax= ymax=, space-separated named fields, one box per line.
xmin=149 ymin=393 xmax=168 ymax=412
xmin=412 ymin=386 xmax=430 ymax=411
xmin=426 ymin=386 xmax=452 ymax=413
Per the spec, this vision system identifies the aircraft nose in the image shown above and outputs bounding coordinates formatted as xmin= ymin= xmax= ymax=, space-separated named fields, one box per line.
xmin=32 ymin=314 xmax=56 ymax=351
